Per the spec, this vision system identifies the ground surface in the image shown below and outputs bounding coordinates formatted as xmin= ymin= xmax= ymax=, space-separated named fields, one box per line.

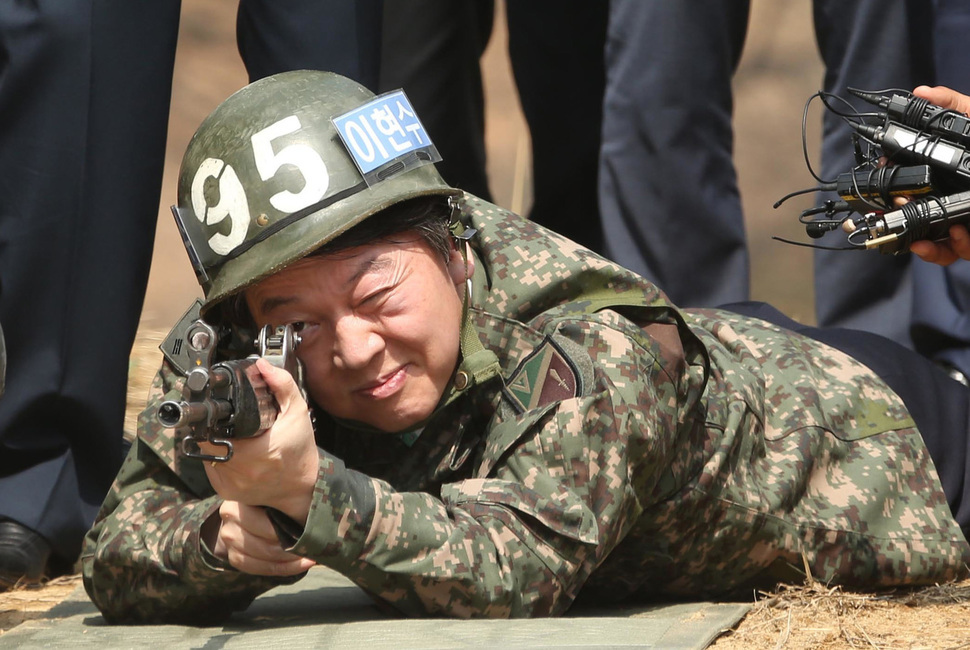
xmin=3 ymin=569 xmax=970 ymax=648
xmin=713 ymin=580 xmax=970 ymax=649
xmin=4 ymin=1 xmax=968 ymax=648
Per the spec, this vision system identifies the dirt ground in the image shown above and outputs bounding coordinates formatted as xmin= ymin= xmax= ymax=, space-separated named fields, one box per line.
xmin=4 ymin=1 xmax=969 ymax=647
xmin=713 ymin=579 xmax=970 ymax=649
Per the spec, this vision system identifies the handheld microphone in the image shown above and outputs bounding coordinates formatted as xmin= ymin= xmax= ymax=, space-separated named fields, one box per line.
xmin=848 ymin=88 xmax=970 ymax=148
xmin=843 ymin=190 xmax=970 ymax=254
xmin=849 ymin=121 xmax=970 ymax=181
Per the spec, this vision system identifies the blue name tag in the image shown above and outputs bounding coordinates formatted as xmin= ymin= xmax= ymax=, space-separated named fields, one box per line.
xmin=333 ymin=90 xmax=441 ymax=182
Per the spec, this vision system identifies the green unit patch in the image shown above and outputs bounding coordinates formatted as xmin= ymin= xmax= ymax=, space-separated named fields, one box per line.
xmin=504 ymin=337 xmax=581 ymax=413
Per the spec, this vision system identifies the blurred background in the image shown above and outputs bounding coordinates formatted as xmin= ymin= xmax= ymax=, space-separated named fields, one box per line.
xmin=135 ymin=0 xmax=825 ymax=347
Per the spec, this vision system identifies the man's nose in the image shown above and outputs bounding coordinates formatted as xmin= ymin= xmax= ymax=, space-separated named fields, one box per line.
xmin=331 ymin=315 xmax=384 ymax=370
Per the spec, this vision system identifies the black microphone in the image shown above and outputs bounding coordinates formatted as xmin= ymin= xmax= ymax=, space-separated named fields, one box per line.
xmin=848 ymin=121 xmax=970 ymax=183
xmin=848 ymin=87 xmax=970 ymax=148
xmin=851 ymin=190 xmax=970 ymax=254
xmin=805 ymin=219 xmax=841 ymax=239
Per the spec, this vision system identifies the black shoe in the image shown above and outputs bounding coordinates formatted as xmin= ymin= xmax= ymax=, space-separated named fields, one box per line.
xmin=0 ymin=519 xmax=51 ymax=590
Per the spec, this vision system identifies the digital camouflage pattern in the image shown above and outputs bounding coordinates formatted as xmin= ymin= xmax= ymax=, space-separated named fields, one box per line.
xmin=82 ymin=195 xmax=970 ymax=622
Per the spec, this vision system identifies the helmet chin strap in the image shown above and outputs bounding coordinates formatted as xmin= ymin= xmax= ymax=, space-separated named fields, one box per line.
xmin=449 ymin=210 xmax=501 ymax=393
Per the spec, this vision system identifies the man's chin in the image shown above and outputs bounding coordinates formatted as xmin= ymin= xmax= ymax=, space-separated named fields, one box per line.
xmin=373 ymin=405 xmax=437 ymax=436
xmin=329 ymin=393 xmax=438 ymax=435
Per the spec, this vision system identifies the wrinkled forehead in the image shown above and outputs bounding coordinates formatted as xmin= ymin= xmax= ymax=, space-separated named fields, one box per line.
xmin=245 ymin=238 xmax=418 ymax=315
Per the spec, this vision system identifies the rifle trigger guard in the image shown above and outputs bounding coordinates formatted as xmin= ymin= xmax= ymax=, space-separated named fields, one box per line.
xmin=180 ymin=435 xmax=234 ymax=463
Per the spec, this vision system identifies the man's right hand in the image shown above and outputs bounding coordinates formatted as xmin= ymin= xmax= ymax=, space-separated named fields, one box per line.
xmin=910 ymin=224 xmax=970 ymax=265
xmin=201 ymin=358 xmax=319 ymax=527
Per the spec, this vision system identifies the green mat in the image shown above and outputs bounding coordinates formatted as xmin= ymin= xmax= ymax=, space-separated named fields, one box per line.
xmin=0 ymin=567 xmax=749 ymax=649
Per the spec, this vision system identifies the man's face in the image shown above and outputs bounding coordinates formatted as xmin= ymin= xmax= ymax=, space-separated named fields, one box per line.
xmin=245 ymin=234 xmax=468 ymax=433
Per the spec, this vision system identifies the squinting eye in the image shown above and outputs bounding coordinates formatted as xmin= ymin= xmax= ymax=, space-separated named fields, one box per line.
xmin=362 ymin=288 xmax=390 ymax=305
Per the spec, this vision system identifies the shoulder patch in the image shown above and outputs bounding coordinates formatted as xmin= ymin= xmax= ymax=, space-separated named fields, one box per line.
xmin=503 ymin=336 xmax=582 ymax=413
xmin=159 ymin=299 xmax=203 ymax=377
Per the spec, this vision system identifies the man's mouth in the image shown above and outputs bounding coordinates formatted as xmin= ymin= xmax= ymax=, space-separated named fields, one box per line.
xmin=356 ymin=365 xmax=409 ymax=399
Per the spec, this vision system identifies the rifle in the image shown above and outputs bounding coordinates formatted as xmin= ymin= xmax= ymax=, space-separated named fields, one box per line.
xmin=156 ymin=319 xmax=304 ymax=462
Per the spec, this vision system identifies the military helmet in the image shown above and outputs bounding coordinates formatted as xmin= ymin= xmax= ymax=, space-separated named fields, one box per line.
xmin=173 ymin=70 xmax=460 ymax=319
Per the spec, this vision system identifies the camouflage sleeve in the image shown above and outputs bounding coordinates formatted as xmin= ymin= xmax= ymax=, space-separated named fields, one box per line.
xmin=81 ymin=362 xmax=296 ymax=625
xmin=284 ymin=310 xmax=684 ymax=618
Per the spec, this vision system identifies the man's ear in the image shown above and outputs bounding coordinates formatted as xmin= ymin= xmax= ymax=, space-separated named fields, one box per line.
xmin=447 ymin=242 xmax=474 ymax=286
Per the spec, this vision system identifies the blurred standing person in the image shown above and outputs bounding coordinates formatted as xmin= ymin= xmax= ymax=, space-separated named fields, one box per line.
xmin=866 ymin=0 xmax=970 ymax=381
xmin=0 ymin=0 xmax=382 ymax=588
xmin=379 ymin=0 xmax=608 ymax=253
xmin=0 ymin=0 xmax=182 ymax=587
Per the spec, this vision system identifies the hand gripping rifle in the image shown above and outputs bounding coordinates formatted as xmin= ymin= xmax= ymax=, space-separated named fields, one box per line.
xmin=156 ymin=319 xmax=304 ymax=463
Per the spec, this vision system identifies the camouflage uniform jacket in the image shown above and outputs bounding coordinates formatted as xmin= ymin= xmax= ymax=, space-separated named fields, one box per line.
xmin=82 ymin=195 xmax=970 ymax=622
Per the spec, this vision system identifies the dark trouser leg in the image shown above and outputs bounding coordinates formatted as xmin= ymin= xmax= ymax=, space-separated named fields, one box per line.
xmin=377 ymin=0 xmax=494 ymax=201
xmin=0 ymin=0 xmax=180 ymax=565
xmin=909 ymin=0 xmax=970 ymax=377
xmin=811 ymin=0 xmax=933 ymax=346
xmin=237 ymin=0 xmax=384 ymax=90
xmin=598 ymin=0 xmax=750 ymax=306
xmin=505 ymin=1 xmax=608 ymax=254
xmin=813 ymin=0 xmax=970 ymax=378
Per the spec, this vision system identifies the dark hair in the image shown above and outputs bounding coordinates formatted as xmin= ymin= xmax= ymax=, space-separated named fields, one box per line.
xmin=217 ymin=196 xmax=454 ymax=331
xmin=311 ymin=196 xmax=453 ymax=262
